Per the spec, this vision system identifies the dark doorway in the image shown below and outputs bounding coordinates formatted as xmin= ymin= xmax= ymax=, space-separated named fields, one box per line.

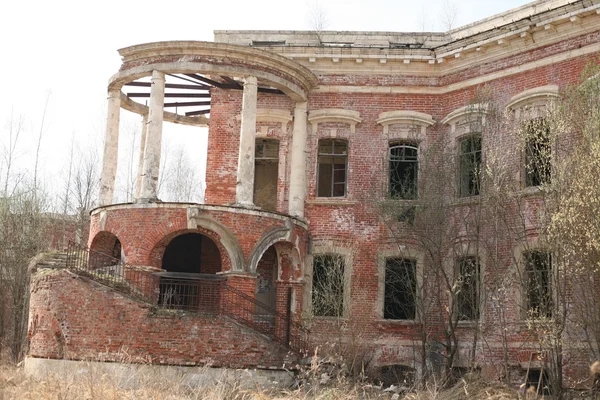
xmin=159 ymin=233 xmax=222 ymax=311
xmin=161 ymin=233 xmax=221 ymax=274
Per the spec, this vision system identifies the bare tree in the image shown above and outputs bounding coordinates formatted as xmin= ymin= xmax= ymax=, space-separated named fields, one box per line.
xmin=439 ymin=0 xmax=459 ymax=31
xmin=306 ymin=1 xmax=329 ymax=44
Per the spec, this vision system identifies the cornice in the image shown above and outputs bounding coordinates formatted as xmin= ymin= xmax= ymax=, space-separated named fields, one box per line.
xmin=243 ymin=1 xmax=600 ymax=77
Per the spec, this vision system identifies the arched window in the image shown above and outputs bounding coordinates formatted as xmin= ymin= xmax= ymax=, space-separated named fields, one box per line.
xmin=389 ymin=143 xmax=418 ymax=200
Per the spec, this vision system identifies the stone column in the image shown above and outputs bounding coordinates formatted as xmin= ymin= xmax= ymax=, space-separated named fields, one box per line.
xmin=288 ymin=102 xmax=308 ymax=217
xmin=235 ymin=76 xmax=258 ymax=206
xmin=134 ymin=114 xmax=148 ymax=200
xmin=98 ymin=89 xmax=121 ymax=206
xmin=139 ymin=70 xmax=165 ymax=202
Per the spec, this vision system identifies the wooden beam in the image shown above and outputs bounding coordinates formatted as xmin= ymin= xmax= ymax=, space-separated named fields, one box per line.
xmin=220 ymin=76 xmax=242 ymax=89
xmin=185 ymin=109 xmax=211 ymax=116
xmin=127 ymin=93 xmax=210 ymax=98
xmin=184 ymin=74 xmax=224 ymax=88
xmin=166 ymin=74 xmax=212 ymax=89
xmin=164 ymin=101 xmax=211 ymax=107
xmin=124 ymin=82 xmax=210 ymax=90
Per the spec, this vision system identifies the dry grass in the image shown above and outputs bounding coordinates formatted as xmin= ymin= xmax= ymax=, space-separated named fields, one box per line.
xmin=0 ymin=364 xmax=520 ymax=400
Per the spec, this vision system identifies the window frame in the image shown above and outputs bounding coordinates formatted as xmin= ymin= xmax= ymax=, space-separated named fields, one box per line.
xmin=383 ymin=257 xmax=418 ymax=320
xmin=377 ymin=249 xmax=424 ymax=322
xmin=457 ymin=134 xmax=482 ymax=198
xmin=523 ymin=117 xmax=551 ymax=188
xmin=253 ymin=138 xmax=280 ymax=210
xmin=455 ymin=255 xmax=481 ymax=321
xmin=523 ymin=250 xmax=553 ymax=319
xmin=388 ymin=142 xmax=419 ymax=200
xmin=316 ymin=139 xmax=349 ymax=198
xmin=308 ymin=247 xmax=352 ymax=319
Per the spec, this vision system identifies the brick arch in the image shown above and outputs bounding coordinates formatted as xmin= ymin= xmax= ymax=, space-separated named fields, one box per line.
xmin=148 ymin=228 xmax=232 ymax=272
xmin=89 ymin=230 xmax=123 ymax=269
xmin=248 ymin=225 xmax=293 ymax=273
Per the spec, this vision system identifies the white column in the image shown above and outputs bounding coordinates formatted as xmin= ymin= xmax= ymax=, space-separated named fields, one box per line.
xmin=134 ymin=114 xmax=148 ymax=200
xmin=139 ymin=70 xmax=165 ymax=202
xmin=235 ymin=76 xmax=258 ymax=206
xmin=288 ymin=102 xmax=308 ymax=218
xmin=98 ymin=88 xmax=121 ymax=206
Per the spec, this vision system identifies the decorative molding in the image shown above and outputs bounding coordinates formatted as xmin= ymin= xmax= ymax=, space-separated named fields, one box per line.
xmin=505 ymin=85 xmax=560 ymax=111
xmin=441 ymin=103 xmax=488 ymax=126
xmin=308 ymin=109 xmax=362 ymax=134
xmin=376 ymin=110 xmax=434 ymax=140
xmin=256 ymin=109 xmax=293 ymax=124
xmin=255 ymin=108 xmax=293 ymax=132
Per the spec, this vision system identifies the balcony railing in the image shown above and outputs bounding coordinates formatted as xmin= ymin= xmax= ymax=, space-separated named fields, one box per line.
xmin=65 ymin=241 xmax=308 ymax=354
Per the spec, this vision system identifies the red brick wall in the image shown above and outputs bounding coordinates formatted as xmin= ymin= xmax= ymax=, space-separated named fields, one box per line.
xmin=28 ymin=269 xmax=294 ymax=368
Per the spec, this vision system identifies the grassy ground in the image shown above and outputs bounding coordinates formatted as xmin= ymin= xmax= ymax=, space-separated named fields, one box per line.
xmin=0 ymin=364 xmax=521 ymax=400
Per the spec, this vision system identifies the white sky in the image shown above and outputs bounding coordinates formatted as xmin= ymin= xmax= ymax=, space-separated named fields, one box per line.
xmin=0 ymin=0 xmax=531 ymax=200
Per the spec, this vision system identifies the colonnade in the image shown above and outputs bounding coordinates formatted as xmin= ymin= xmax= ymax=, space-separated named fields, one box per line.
xmin=98 ymin=71 xmax=308 ymax=218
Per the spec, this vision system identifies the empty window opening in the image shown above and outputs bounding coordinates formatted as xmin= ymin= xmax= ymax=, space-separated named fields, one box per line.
xmin=525 ymin=368 xmax=552 ymax=396
xmin=524 ymin=118 xmax=551 ymax=187
xmin=378 ymin=365 xmax=416 ymax=387
xmin=312 ymin=254 xmax=345 ymax=317
xmin=384 ymin=258 xmax=417 ymax=320
xmin=254 ymin=139 xmax=279 ymax=211
xmin=459 ymin=135 xmax=482 ymax=197
xmin=389 ymin=143 xmax=418 ymax=200
xmin=456 ymin=256 xmax=480 ymax=321
xmin=524 ymin=251 xmax=552 ymax=319
xmin=317 ymin=140 xmax=348 ymax=197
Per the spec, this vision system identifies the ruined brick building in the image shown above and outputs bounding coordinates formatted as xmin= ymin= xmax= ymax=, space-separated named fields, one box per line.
xmin=27 ymin=0 xmax=600 ymax=390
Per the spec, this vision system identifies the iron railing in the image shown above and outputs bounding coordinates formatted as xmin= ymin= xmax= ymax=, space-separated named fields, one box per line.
xmin=66 ymin=241 xmax=158 ymax=303
xmin=158 ymin=274 xmax=224 ymax=314
xmin=64 ymin=241 xmax=309 ymax=354
xmin=221 ymin=284 xmax=308 ymax=354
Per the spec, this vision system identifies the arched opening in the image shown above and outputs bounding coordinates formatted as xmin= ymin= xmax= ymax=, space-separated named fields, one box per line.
xmin=255 ymin=245 xmax=278 ymax=320
xmin=89 ymin=231 xmax=123 ymax=269
xmin=161 ymin=233 xmax=221 ymax=274
xmin=158 ymin=232 xmax=223 ymax=311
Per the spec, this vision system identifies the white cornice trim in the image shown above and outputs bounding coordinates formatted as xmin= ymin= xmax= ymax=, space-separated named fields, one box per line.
xmin=441 ymin=104 xmax=488 ymax=125
xmin=308 ymin=109 xmax=362 ymax=133
xmin=506 ymin=85 xmax=560 ymax=110
xmin=313 ymin=41 xmax=600 ymax=95
xmin=376 ymin=110 xmax=435 ymax=127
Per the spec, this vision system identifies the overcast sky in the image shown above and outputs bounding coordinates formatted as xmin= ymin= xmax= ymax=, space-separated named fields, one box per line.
xmin=0 ymin=0 xmax=531 ymax=198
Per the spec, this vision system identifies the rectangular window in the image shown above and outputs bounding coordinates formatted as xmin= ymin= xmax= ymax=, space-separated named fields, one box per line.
xmin=456 ymin=256 xmax=480 ymax=320
xmin=312 ymin=254 xmax=345 ymax=317
xmin=459 ymin=135 xmax=482 ymax=197
xmin=317 ymin=140 xmax=348 ymax=197
xmin=384 ymin=258 xmax=417 ymax=320
xmin=389 ymin=143 xmax=418 ymax=199
xmin=524 ymin=251 xmax=552 ymax=318
xmin=524 ymin=118 xmax=551 ymax=187
xmin=254 ymin=139 xmax=279 ymax=211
